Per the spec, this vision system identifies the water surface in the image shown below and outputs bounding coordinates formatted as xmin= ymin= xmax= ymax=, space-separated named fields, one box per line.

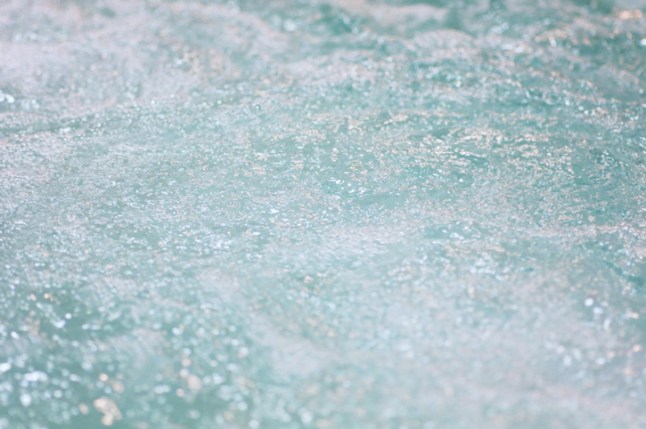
xmin=1 ymin=0 xmax=645 ymax=428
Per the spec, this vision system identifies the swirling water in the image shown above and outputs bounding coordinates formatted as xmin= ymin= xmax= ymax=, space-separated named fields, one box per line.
xmin=0 ymin=0 xmax=645 ymax=428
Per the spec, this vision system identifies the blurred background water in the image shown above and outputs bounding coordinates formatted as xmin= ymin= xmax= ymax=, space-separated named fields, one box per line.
xmin=0 ymin=0 xmax=645 ymax=428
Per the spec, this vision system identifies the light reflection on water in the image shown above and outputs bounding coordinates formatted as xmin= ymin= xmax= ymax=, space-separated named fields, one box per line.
xmin=0 ymin=0 xmax=645 ymax=428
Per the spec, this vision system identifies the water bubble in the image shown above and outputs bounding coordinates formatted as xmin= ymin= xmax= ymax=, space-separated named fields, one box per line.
xmin=23 ymin=371 xmax=48 ymax=383
xmin=19 ymin=394 xmax=32 ymax=407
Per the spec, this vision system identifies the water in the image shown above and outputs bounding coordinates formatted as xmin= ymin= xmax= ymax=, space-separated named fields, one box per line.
xmin=1 ymin=0 xmax=645 ymax=428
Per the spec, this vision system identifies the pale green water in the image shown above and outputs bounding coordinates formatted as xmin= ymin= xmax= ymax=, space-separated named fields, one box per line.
xmin=1 ymin=1 xmax=645 ymax=428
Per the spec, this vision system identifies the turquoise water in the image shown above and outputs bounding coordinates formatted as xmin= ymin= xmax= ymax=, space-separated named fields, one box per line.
xmin=1 ymin=0 xmax=645 ymax=428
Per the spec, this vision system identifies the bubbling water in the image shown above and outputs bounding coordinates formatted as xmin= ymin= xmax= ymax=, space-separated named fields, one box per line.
xmin=0 ymin=0 xmax=645 ymax=428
